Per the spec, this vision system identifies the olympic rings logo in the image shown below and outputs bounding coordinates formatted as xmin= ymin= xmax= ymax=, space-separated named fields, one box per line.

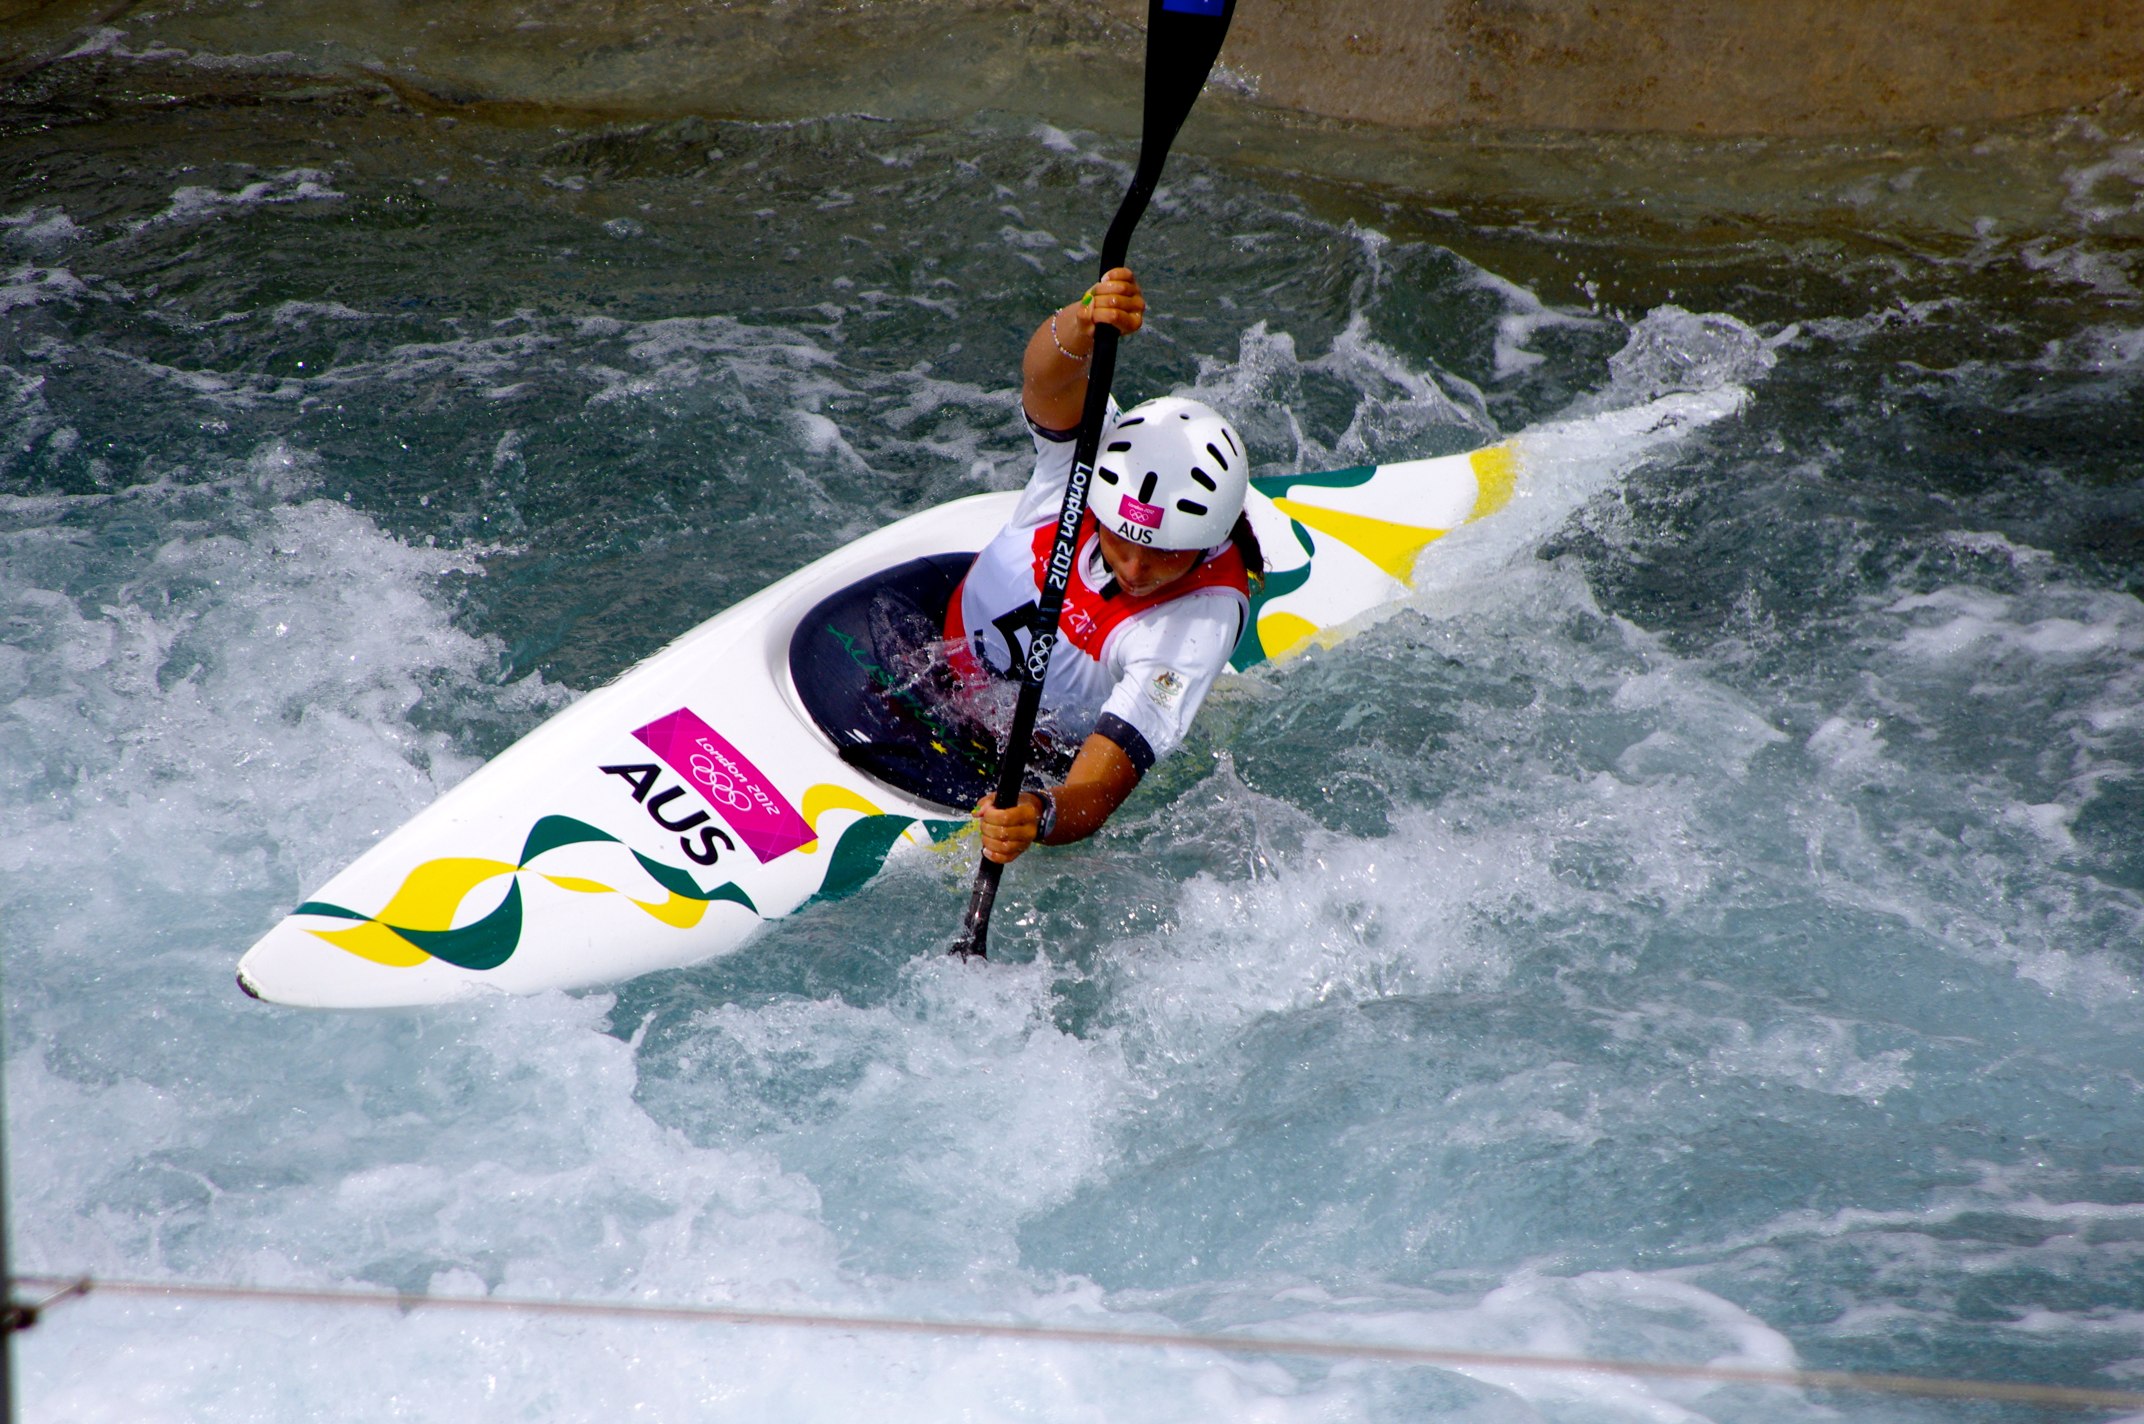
xmin=688 ymin=753 xmax=757 ymax=812
xmin=1025 ymin=631 xmax=1056 ymax=683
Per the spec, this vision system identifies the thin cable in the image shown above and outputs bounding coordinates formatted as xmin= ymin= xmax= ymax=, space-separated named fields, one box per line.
xmin=20 ymin=1281 xmax=89 ymax=1319
xmin=13 ymin=1274 xmax=2144 ymax=1412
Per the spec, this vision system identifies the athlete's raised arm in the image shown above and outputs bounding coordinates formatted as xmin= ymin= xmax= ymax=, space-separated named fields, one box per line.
xmin=1021 ymin=267 xmax=1145 ymax=433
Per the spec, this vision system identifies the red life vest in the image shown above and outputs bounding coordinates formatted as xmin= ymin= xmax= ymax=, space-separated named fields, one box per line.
xmin=946 ymin=511 xmax=1249 ymax=686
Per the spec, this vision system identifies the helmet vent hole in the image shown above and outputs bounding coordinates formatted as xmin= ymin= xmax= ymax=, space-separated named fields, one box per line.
xmin=1175 ymin=498 xmax=1209 ymax=516
xmin=1189 ymin=466 xmax=1217 ymax=491
xmin=1205 ymin=442 xmax=1229 ymax=470
xmin=1106 ymin=440 xmax=1132 ymax=452
xmin=1097 ymin=467 xmax=1119 ymax=485
xmin=1223 ymin=428 xmax=1240 ymax=456
xmin=1118 ymin=415 xmax=1146 ymax=428
xmin=1138 ymin=471 xmax=1160 ymax=502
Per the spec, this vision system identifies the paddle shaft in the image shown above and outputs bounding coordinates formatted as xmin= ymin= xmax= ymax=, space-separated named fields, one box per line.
xmin=953 ymin=0 xmax=1236 ymax=958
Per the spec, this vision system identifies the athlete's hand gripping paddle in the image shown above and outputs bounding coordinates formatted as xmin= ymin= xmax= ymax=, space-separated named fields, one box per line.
xmin=951 ymin=0 xmax=1238 ymax=960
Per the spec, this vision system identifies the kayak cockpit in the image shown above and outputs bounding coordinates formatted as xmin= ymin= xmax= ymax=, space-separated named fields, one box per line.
xmin=787 ymin=553 xmax=1001 ymax=812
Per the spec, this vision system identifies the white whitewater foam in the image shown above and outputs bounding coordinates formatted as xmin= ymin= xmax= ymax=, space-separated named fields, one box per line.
xmin=1590 ymin=306 xmax=1781 ymax=413
xmin=1470 ymin=268 xmax=1609 ymax=381
xmin=0 ymin=441 xmax=562 ymax=914
xmin=129 ymin=169 xmax=345 ymax=232
xmin=2 ymin=207 xmax=86 ymax=248
xmin=1413 ymin=385 xmax=1749 ymax=603
xmin=0 ymin=265 xmax=90 ymax=314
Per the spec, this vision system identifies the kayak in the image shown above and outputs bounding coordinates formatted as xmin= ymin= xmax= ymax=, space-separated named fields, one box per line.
xmin=236 ymin=391 xmax=1731 ymax=1007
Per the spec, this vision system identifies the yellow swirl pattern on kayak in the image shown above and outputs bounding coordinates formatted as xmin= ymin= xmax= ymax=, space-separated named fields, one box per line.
xmin=294 ymin=815 xmax=758 ymax=970
xmin=1269 ymin=498 xmax=1445 ymax=586
xmin=798 ymin=782 xmax=887 ymax=853
xmin=1256 ymin=610 xmax=1322 ymax=662
xmin=311 ymin=858 xmax=518 ymax=966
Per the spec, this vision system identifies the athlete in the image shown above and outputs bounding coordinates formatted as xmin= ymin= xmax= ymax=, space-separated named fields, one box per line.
xmin=965 ymin=268 xmax=1259 ymax=864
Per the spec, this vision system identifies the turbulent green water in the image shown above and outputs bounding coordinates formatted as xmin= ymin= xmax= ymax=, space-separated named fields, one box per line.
xmin=3 ymin=23 xmax=2142 ymax=1424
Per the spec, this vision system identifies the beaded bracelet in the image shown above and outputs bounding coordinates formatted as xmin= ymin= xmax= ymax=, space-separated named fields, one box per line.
xmin=1049 ymin=311 xmax=1090 ymax=363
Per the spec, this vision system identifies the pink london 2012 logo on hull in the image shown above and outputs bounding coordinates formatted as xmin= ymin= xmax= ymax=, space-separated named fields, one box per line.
xmin=633 ymin=708 xmax=814 ymax=863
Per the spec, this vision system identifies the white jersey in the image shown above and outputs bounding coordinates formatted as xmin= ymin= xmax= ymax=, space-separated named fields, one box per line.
xmin=949 ymin=421 xmax=1249 ymax=773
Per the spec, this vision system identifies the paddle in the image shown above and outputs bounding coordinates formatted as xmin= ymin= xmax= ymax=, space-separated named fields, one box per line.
xmin=951 ymin=0 xmax=1238 ymax=960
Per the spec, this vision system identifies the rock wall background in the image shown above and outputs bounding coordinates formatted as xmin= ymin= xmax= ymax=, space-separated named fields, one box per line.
xmin=5 ymin=0 xmax=2135 ymax=137
xmin=1150 ymin=0 xmax=2139 ymax=136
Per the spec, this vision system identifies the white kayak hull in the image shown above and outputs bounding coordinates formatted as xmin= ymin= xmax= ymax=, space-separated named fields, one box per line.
xmin=238 ymin=391 xmax=1735 ymax=1007
xmin=237 ymin=494 xmax=1012 ymax=1008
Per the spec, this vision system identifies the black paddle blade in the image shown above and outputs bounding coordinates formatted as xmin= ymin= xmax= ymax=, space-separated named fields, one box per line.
xmin=1138 ymin=2 xmax=1239 ymax=176
xmin=1100 ymin=0 xmax=1241 ymax=271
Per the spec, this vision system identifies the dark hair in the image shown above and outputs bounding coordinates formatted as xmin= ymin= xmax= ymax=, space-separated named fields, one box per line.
xmin=1229 ymin=511 xmax=1265 ymax=593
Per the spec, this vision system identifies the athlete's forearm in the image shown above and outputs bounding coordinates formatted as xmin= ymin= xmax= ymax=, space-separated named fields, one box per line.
xmin=1021 ymin=302 xmax=1095 ymax=431
xmin=1037 ymin=732 xmax=1142 ymax=845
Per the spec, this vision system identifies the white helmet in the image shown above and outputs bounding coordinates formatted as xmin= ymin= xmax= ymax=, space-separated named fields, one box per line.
xmin=1093 ymin=396 xmax=1249 ymax=551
